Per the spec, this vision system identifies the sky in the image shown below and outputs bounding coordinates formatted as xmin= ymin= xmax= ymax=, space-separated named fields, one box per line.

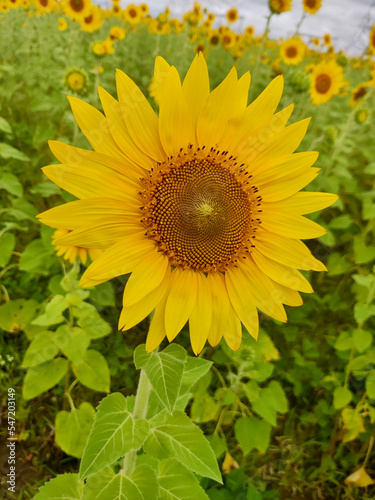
xmin=140 ymin=0 xmax=375 ymax=55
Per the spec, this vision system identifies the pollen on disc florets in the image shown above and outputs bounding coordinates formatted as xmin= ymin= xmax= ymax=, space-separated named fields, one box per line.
xmin=140 ymin=147 xmax=262 ymax=272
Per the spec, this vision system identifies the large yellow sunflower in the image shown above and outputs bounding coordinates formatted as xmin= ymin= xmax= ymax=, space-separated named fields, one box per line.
xmin=38 ymin=54 xmax=337 ymax=355
xmin=63 ymin=0 xmax=91 ymax=22
xmin=280 ymin=37 xmax=307 ymax=65
xmin=309 ymin=60 xmax=345 ymax=105
xmin=303 ymin=0 xmax=322 ymax=14
xmin=269 ymin=0 xmax=292 ymax=14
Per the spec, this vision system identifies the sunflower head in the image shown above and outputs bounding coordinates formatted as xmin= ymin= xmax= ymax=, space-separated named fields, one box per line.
xmin=355 ymin=108 xmax=370 ymax=124
xmin=65 ymin=68 xmax=88 ymax=94
xmin=109 ymin=26 xmax=127 ymax=41
xmin=63 ymin=0 xmax=92 ymax=22
xmin=349 ymin=81 xmax=374 ymax=107
xmin=58 ymin=17 xmax=68 ymax=31
xmin=124 ymin=4 xmax=142 ymax=24
xmin=39 ymin=54 xmax=337 ymax=355
xmin=280 ymin=37 xmax=307 ymax=66
xmin=309 ymin=60 xmax=345 ymax=105
xmin=269 ymin=0 xmax=292 ymax=14
xmin=303 ymin=0 xmax=322 ymax=14
xmin=226 ymin=8 xmax=239 ymax=23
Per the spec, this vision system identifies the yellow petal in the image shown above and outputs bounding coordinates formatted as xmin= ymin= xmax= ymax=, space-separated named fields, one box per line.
xmin=271 ymin=281 xmax=303 ymax=306
xmin=119 ymin=270 xmax=170 ymax=331
xmin=240 ymin=260 xmax=287 ymax=322
xmin=48 ymin=140 xmax=143 ymax=186
xmin=146 ymin=287 xmax=169 ymax=352
xmin=260 ymin=212 xmax=326 ymax=239
xmin=189 ymin=273 xmax=212 ymax=355
xmin=254 ymin=231 xmax=326 ymax=271
xmin=259 ymin=168 xmax=320 ymax=202
xmin=164 ymin=268 xmax=197 ymax=342
xmin=122 ymin=251 xmax=170 ymax=307
xmin=223 ymin=75 xmax=284 ymax=153
xmin=207 ymin=272 xmax=230 ymax=347
xmin=251 ymin=249 xmax=313 ymax=293
xmin=80 ymin=235 xmax=155 ymax=287
xmin=152 ymin=56 xmax=171 ymax=103
xmin=223 ymin=306 xmax=242 ymax=350
xmin=38 ymin=198 xmax=138 ymax=230
xmin=53 ymin=223 xmax=143 ymax=249
xmin=68 ymin=96 xmax=124 ymax=160
xmin=116 ymin=69 xmax=166 ymax=162
xmin=266 ymin=192 xmax=338 ymax=214
xmin=197 ymin=67 xmax=238 ymax=149
xmin=225 ymin=268 xmax=259 ymax=339
xmin=253 ymin=151 xmax=319 ymax=182
xmin=158 ymin=66 xmax=190 ymax=156
xmin=182 ymin=52 xmax=210 ymax=147
xmin=249 ymin=118 xmax=311 ymax=170
xmin=42 ymin=164 xmax=141 ymax=204
xmin=98 ymin=86 xmax=156 ymax=171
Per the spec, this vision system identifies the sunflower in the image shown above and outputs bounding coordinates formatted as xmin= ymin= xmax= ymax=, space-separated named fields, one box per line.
xmin=280 ymin=37 xmax=306 ymax=65
xmin=309 ymin=60 xmax=345 ymax=105
xmin=323 ymin=33 xmax=331 ymax=46
xmin=65 ymin=68 xmax=88 ymax=94
xmin=38 ymin=54 xmax=337 ymax=355
xmin=269 ymin=0 xmax=292 ymax=14
xmin=58 ymin=17 xmax=68 ymax=31
xmin=34 ymin=0 xmax=56 ymax=13
xmin=209 ymin=30 xmax=220 ymax=46
xmin=92 ymin=39 xmax=114 ymax=56
xmin=52 ymin=229 xmax=102 ymax=265
xmin=226 ymin=8 xmax=238 ymax=23
xmin=124 ymin=4 xmax=142 ymax=24
xmin=139 ymin=2 xmax=149 ymax=15
xmin=369 ymin=25 xmax=375 ymax=55
xmin=349 ymin=81 xmax=374 ymax=107
xmin=194 ymin=41 xmax=206 ymax=56
xmin=303 ymin=0 xmax=322 ymax=14
xmin=221 ymin=29 xmax=235 ymax=49
xmin=80 ymin=6 xmax=102 ymax=33
xmin=63 ymin=0 xmax=92 ymax=22
xmin=245 ymin=26 xmax=255 ymax=38
xmin=109 ymin=26 xmax=126 ymax=41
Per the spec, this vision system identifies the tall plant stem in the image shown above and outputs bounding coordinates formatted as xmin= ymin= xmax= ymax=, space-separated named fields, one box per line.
xmin=122 ymin=370 xmax=152 ymax=475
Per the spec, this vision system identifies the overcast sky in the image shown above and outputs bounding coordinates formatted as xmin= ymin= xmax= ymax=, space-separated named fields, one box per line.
xmin=141 ymin=0 xmax=375 ymax=54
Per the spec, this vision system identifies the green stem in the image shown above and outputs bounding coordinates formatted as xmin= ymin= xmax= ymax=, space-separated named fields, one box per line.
xmin=122 ymin=370 xmax=152 ymax=475
xmin=295 ymin=11 xmax=306 ymax=36
xmin=362 ymin=435 xmax=374 ymax=468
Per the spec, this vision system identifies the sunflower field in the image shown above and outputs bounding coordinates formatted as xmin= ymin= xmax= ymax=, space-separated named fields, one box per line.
xmin=1 ymin=0 xmax=375 ymax=498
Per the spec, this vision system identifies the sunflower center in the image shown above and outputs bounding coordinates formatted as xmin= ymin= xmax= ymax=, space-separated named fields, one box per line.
xmin=354 ymin=86 xmax=367 ymax=101
xmin=285 ymin=46 xmax=298 ymax=58
xmin=129 ymin=8 xmax=137 ymax=17
xmin=315 ymin=73 xmax=331 ymax=94
xmin=70 ymin=0 xmax=84 ymax=12
xmin=39 ymin=0 xmax=48 ymax=7
xmin=305 ymin=0 xmax=316 ymax=7
xmin=141 ymin=151 xmax=259 ymax=272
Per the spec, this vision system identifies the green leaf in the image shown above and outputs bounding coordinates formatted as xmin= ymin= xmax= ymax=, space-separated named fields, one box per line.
xmin=208 ymin=435 xmax=227 ymax=459
xmin=19 ymin=239 xmax=54 ymax=273
xmin=333 ymin=386 xmax=352 ymax=409
xmin=79 ymin=393 xmax=150 ymax=480
xmin=180 ymin=356 xmax=212 ymax=395
xmin=55 ymin=402 xmax=95 ymax=458
xmin=30 ymin=181 xmax=61 ymax=197
xmin=143 ymin=410 xmax=222 ymax=483
xmin=363 ymin=198 xmax=375 ymax=220
xmin=251 ymin=381 xmax=288 ymax=426
xmin=342 ymin=408 xmax=365 ymax=442
xmin=22 ymin=358 xmax=68 ymax=400
xmin=234 ymin=416 xmax=271 ymax=454
xmin=32 ymin=295 xmax=69 ymax=326
xmin=158 ymin=459 xmax=209 ymax=500
xmin=353 ymin=329 xmax=372 ymax=353
xmin=134 ymin=344 xmax=187 ymax=413
xmin=354 ymin=303 xmax=375 ymax=325
xmin=21 ymin=331 xmax=59 ymax=368
xmin=0 ymin=299 xmax=38 ymax=332
xmin=334 ymin=331 xmax=353 ymax=351
xmin=247 ymin=485 xmax=262 ymax=500
xmin=353 ymin=236 xmax=375 ymax=264
xmin=327 ymin=252 xmax=351 ymax=276
xmin=366 ymin=372 xmax=375 ymax=399
xmin=84 ymin=465 xmax=158 ymax=500
xmin=191 ymin=392 xmax=220 ymax=423
xmin=73 ymin=349 xmax=110 ymax=392
xmin=0 ymin=143 xmax=29 ymax=161
xmin=0 ymin=117 xmax=12 ymax=135
xmin=0 ymin=231 xmax=15 ymax=267
xmin=54 ymin=325 xmax=91 ymax=365
xmin=76 ymin=304 xmax=112 ymax=339
xmin=33 ymin=473 xmax=83 ymax=500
